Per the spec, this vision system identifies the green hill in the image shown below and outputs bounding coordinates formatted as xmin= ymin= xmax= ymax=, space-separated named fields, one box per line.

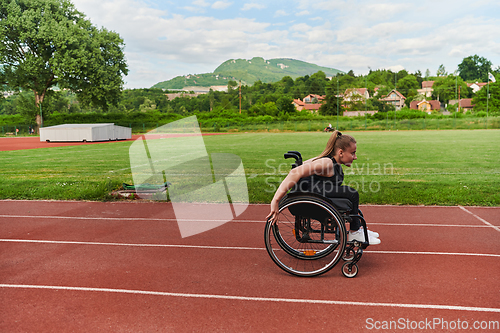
xmin=152 ymin=57 xmax=344 ymax=89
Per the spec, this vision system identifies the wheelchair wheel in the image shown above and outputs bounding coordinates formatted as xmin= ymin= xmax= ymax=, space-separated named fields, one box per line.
xmin=342 ymin=262 xmax=358 ymax=278
xmin=264 ymin=194 xmax=347 ymax=277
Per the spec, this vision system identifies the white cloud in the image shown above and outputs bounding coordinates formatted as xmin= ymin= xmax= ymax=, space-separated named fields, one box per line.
xmin=296 ymin=10 xmax=310 ymax=16
xmin=336 ymin=21 xmax=421 ymax=43
xmin=183 ymin=6 xmax=206 ymax=13
xmin=72 ymin=0 xmax=275 ymax=86
xmin=360 ymin=3 xmax=412 ymax=22
xmin=386 ymin=65 xmax=405 ymax=72
xmin=212 ymin=1 xmax=233 ymax=9
xmin=193 ymin=0 xmax=210 ymax=7
xmin=241 ymin=3 xmax=266 ymax=11
xmin=297 ymin=0 xmax=346 ymax=12
xmin=70 ymin=0 xmax=500 ymax=88
xmin=290 ymin=23 xmax=312 ymax=32
xmin=274 ymin=10 xmax=288 ymax=17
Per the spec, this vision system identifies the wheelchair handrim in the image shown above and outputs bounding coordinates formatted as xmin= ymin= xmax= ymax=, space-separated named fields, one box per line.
xmin=264 ymin=195 xmax=347 ymax=277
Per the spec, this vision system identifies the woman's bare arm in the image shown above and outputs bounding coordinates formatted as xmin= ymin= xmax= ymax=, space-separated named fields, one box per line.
xmin=266 ymin=157 xmax=333 ymax=223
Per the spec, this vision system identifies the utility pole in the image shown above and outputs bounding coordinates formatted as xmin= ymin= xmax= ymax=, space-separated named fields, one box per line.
xmin=394 ymin=72 xmax=397 ymax=126
xmin=455 ymin=72 xmax=458 ymax=125
xmin=486 ymin=79 xmax=490 ymax=118
xmin=365 ymin=75 xmax=367 ymax=112
xmin=336 ymin=77 xmax=339 ymax=130
xmin=458 ymin=85 xmax=461 ymax=114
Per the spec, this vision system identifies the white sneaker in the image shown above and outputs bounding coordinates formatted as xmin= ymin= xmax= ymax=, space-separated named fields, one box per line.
xmin=348 ymin=229 xmax=381 ymax=245
xmin=359 ymin=226 xmax=379 ymax=238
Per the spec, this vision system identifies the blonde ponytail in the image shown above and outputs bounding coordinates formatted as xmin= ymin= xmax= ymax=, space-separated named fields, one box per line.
xmin=316 ymin=130 xmax=356 ymax=159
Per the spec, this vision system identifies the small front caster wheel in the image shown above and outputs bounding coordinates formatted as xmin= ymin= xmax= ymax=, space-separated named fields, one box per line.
xmin=342 ymin=262 xmax=358 ymax=278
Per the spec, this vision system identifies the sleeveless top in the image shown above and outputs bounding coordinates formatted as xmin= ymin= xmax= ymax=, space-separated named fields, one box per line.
xmin=291 ymin=156 xmax=343 ymax=194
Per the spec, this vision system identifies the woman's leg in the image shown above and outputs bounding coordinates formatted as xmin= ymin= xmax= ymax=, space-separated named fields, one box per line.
xmin=322 ymin=183 xmax=380 ymax=243
xmin=323 ymin=185 xmax=360 ymax=231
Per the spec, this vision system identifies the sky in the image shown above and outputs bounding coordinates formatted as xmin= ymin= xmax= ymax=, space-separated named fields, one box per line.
xmin=71 ymin=0 xmax=500 ymax=89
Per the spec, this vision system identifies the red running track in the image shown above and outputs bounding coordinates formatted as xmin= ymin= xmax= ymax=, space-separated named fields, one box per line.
xmin=1 ymin=200 xmax=499 ymax=332
xmin=0 ymin=134 xmax=228 ymax=151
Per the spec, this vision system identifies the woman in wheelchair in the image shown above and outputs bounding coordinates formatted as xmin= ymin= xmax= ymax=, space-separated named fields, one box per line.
xmin=266 ymin=130 xmax=380 ymax=245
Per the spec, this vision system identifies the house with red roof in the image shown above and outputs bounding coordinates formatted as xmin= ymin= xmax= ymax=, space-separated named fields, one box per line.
xmin=343 ymin=88 xmax=369 ymax=102
xmin=292 ymin=94 xmax=326 ymax=112
xmin=417 ymin=81 xmax=434 ymax=97
xmin=467 ymin=82 xmax=487 ymax=93
xmin=379 ymin=89 xmax=406 ymax=110
xmin=303 ymin=94 xmax=325 ymax=103
xmin=410 ymin=100 xmax=441 ymax=113
xmin=448 ymin=98 xmax=475 ymax=112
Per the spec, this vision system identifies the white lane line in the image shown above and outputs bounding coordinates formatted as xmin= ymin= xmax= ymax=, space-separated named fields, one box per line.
xmin=1 ymin=239 xmax=499 ymax=258
xmin=0 ymin=239 xmax=263 ymax=251
xmin=0 ymin=215 xmax=259 ymax=223
xmin=0 ymin=215 xmax=493 ymax=228
xmin=0 ymin=284 xmax=498 ymax=313
xmin=0 ymin=215 xmax=200 ymax=222
xmin=367 ymin=223 xmax=491 ymax=228
xmin=366 ymin=250 xmax=500 ymax=258
xmin=458 ymin=206 xmax=500 ymax=233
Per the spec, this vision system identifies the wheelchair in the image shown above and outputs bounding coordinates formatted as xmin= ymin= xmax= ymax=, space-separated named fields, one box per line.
xmin=264 ymin=151 xmax=371 ymax=278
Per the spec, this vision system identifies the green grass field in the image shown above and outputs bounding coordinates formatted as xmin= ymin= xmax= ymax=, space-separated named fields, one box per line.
xmin=0 ymin=130 xmax=499 ymax=206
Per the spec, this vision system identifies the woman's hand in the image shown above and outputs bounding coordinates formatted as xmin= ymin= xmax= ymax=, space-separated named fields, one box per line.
xmin=266 ymin=199 xmax=280 ymax=224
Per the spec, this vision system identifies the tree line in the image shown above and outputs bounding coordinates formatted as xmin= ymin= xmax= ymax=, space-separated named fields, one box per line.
xmin=1 ymin=61 xmax=499 ymax=126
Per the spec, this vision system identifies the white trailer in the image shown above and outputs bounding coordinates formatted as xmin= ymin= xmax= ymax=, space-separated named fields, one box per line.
xmin=40 ymin=123 xmax=132 ymax=142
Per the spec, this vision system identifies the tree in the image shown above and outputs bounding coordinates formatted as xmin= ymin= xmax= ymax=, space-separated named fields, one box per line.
xmin=307 ymin=71 xmax=327 ymax=95
xmin=472 ymin=76 xmax=499 ymax=114
xmin=319 ymin=78 xmax=344 ymax=116
xmin=396 ymin=75 xmax=419 ymax=106
xmin=337 ymin=73 xmax=356 ymax=94
xmin=371 ymin=98 xmax=394 ymax=113
xmin=139 ymin=98 xmax=156 ymax=112
xmin=276 ymin=75 xmax=294 ymax=94
xmin=227 ymin=80 xmax=238 ymax=91
xmin=366 ymin=69 xmax=397 ymax=92
xmin=431 ymin=75 xmax=470 ymax=103
xmin=436 ymin=64 xmax=447 ymax=77
xmin=16 ymin=89 xmax=68 ymax=122
xmin=249 ymin=101 xmax=278 ymax=116
xmin=0 ymin=0 xmax=128 ymax=128
xmin=0 ymin=93 xmax=17 ymax=114
xmin=458 ymin=55 xmax=492 ymax=82
xmin=397 ymin=69 xmax=408 ymax=81
xmin=396 ymin=75 xmax=419 ymax=93
xmin=414 ymin=70 xmax=423 ymax=86
xmin=276 ymin=96 xmax=295 ymax=114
